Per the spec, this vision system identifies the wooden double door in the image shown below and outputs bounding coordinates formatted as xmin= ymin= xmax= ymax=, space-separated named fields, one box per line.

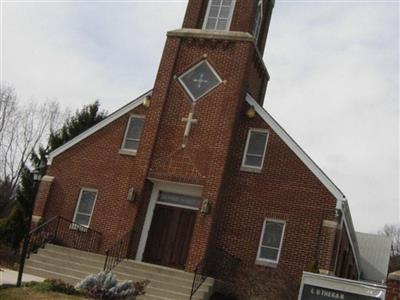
xmin=143 ymin=202 xmax=197 ymax=269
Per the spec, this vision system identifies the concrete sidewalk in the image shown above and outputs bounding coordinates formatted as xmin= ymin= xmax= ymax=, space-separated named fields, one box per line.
xmin=0 ymin=268 xmax=44 ymax=285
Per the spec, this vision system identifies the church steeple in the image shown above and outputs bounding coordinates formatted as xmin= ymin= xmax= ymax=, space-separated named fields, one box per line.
xmin=182 ymin=0 xmax=274 ymax=55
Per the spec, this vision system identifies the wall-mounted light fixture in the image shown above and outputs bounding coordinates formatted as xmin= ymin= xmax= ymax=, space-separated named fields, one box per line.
xmin=200 ymin=198 xmax=211 ymax=215
xmin=127 ymin=187 xmax=136 ymax=202
xmin=143 ymin=95 xmax=151 ymax=108
xmin=246 ymin=105 xmax=256 ymax=119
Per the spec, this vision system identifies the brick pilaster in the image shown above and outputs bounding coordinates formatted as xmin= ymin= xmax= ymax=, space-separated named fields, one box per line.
xmin=32 ymin=175 xmax=55 ymax=224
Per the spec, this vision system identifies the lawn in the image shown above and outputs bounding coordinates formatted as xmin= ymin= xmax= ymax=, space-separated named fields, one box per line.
xmin=0 ymin=287 xmax=87 ymax=300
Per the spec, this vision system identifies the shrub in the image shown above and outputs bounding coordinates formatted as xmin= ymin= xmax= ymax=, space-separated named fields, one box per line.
xmin=75 ymin=271 xmax=148 ymax=300
xmin=24 ymin=279 xmax=83 ymax=296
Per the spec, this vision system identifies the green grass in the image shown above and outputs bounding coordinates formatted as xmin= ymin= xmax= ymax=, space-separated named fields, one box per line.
xmin=0 ymin=287 xmax=87 ymax=299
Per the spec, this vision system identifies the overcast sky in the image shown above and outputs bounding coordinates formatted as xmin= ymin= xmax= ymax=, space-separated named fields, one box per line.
xmin=2 ymin=0 xmax=398 ymax=233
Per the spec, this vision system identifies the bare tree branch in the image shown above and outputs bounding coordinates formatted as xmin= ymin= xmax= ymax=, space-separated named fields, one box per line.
xmin=0 ymin=84 xmax=64 ymax=196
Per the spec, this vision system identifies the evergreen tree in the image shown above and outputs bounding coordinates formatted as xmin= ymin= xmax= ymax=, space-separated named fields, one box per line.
xmin=31 ymin=100 xmax=107 ymax=173
xmin=0 ymin=166 xmax=36 ymax=250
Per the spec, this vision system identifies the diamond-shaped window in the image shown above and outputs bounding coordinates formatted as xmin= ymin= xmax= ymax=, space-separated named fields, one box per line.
xmin=178 ymin=60 xmax=222 ymax=102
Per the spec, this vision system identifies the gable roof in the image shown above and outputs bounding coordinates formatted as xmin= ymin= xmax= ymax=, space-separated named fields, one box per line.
xmin=245 ymin=94 xmax=363 ymax=275
xmin=47 ymin=90 xmax=152 ymax=165
xmin=245 ymin=93 xmax=345 ymax=201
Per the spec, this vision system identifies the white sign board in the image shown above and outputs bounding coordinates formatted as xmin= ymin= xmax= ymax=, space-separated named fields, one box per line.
xmin=299 ymin=272 xmax=386 ymax=300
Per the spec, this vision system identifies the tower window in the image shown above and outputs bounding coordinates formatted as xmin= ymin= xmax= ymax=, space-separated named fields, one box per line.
xmin=253 ymin=0 xmax=263 ymax=42
xmin=241 ymin=129 xmax=269 ymax=172
xmin=203 ymin=0 xmax=235 ymax=31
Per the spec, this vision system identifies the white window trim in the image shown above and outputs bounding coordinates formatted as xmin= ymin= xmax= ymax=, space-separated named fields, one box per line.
xmin=120 ymin=114 xmax=145 ymax=155
xmin=241 ymin=128 xmax=269 ymax=173
xmin=253 ymin=0 xmax=263 ymax=42
xmin=178 ymin=60 xmax=223 ymax=102
xmin=256 ymin=218 xmax=286 ymax=265
xmin=72 ymin=188 xmax=98 ymax=228
xmin=202 ymin=0 xmax=237 ymax=31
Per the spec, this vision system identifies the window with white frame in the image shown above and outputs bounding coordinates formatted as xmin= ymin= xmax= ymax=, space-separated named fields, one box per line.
xmin=73 ymin=189 xmax=97 ymax=227
xmin=257 ymin=219 xmax=286 ymax=263
xmin=121 ymin=115 xmax=145 ymax=152
xmin=253 ymin=0 xmax=263 ymax=42
xmin=241 ymin=129 xmax=269 ymax=171
xmin=203 ymin=0 xmax=235 ymax=31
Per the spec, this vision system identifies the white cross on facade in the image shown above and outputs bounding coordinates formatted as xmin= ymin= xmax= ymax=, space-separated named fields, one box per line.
xmin=193 ymin=73 xmax=208 ymax=88
xmin=182 ymin=112 xmax=198 ymax=138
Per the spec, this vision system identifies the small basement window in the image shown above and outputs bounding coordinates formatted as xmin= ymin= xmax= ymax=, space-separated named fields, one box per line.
xmin=241 ymin=129 xmax=269 ymax=172
xmin=203 ymin=0 xmax=235 ymax=31
xmin=121 ymin=115 xmax=145 ymax=154
xmin=257 ymin=219 xmax=286 ymax=265
xmin=73 ymin=188 xmax=98 ymax=227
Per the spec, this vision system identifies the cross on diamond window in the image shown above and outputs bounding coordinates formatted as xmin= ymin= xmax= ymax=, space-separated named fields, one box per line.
xmin=178 ymin=60 xmax=222 ymax=102
xmin=203 ymin=0 xmax=235 ymax=31
xmin=257 ymin=219 xmax=286 ymax=263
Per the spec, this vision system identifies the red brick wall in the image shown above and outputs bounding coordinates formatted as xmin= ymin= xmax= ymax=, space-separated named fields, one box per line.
xmin=44 ymin=104 xmax=150 ymax=252
xmin=387 ymin=279 xmax=400 ymax=300
xmin=212 ymin=106 xmax=339 ymax=281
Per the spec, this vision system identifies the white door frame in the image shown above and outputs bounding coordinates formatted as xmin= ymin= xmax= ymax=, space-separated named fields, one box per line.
xmin=135 ymin=178 xmax=203 ymax=261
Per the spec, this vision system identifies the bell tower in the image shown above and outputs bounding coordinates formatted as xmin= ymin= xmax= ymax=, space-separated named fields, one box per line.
xmin=135 ymin=0 xmax=275 ymax=271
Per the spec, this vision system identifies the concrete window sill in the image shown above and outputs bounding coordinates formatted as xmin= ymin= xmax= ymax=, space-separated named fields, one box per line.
xmin=255 ymin=259 xmax=278 ymax=268
xmin=118 ymin=149 xmax=137 ymax=156
xmin=69 ymin=223 xmax=88 ymax=232
xmin=240 ymin=166 xmax=262 ymax=173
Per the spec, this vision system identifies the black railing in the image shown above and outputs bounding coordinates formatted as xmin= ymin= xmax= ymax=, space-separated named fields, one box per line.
xmin=103 ymin=228 xmax=134 ymax=273
xmin=27 ymin=216 xmax=102 ymax=257
xmin=17 ymin=215 xmax=102 ymax=286
xmin=189 ymin=247 xmax=241 ymax=300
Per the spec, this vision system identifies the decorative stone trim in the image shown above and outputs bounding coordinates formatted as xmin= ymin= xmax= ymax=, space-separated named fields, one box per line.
xmin=167 ymin=28 xmax=254 ymax=42
xmin=322 ymin=220 xmax=338 ymax=229
xmin=389 ymin=271 xmax=400 ymax=281
xmin=32 ymin=215 xmax=42 ymax=222
xmin=41 ymin=175 xmax=55 ymax=183
xmin=318 ymin=269 xmax=334 ymax=275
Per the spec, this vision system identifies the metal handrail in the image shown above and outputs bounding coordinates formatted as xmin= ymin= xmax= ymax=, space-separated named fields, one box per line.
xmin=27 ymin=216 xmax=102 ymax=257
xmin=17 ymin=215 xmax=102 ymax=286
xmin=103 ymin=228 xmax=134 ymax=273
xmin=189 ymin=247 xmax=241 ymax=300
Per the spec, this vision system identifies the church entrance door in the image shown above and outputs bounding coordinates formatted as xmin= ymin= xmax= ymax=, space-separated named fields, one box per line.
xmin=142 ymin=192 xmax=200 ymax=269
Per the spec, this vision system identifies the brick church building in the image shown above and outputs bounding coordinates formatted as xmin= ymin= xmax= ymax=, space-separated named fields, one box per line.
xmin=31 ymin=0 xmax=385 ymax=295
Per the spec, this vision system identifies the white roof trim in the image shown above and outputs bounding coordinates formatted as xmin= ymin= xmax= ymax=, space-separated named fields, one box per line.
xmin=245 ymin=93 xmax=345 ymax=201
xmin=47 ymin=90 xmax=152 ymax=165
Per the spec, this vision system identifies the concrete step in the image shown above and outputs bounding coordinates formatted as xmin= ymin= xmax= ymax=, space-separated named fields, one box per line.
xmin=112 ymin=268 xmax=209 ymax=296
xmin=45 ymin=244 xmax=105 ymax=260
xmin=114 ymin=262 xmax=213 ymax=287
xmin=122 ymin=259 xmax=195 ymax=280
xmin=28 ymin=254 xmax=102 ymax=274
xmin=23 ymin=244 xmax=214 ymax=300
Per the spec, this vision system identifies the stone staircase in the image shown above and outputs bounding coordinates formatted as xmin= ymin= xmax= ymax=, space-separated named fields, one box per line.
xmin=24 ymin=244 xmax=214 ymax=300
